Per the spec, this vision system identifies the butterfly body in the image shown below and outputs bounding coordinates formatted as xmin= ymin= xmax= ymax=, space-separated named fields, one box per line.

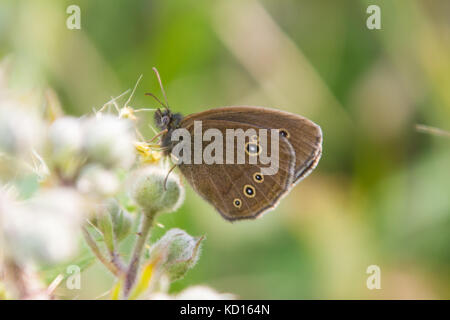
xmin=154 ymin=105 xmax=322 ymax=221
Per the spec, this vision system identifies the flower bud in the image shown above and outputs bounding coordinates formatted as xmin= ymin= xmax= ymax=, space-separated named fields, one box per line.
xmin=92 ymin=198 xmax=133 ymax=249
xmin=149 ymin=228 xmax=203 ymax=281
xmin=82 ymin=115 xmax=135 ymax=169
xmin=107 ymin=198 xmax=133 ymax=242
xmin=129 ymin=166 xmax=184 ymax=216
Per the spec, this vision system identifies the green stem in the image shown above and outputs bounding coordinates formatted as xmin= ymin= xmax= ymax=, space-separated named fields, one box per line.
xmin=82 ymin=227 xmax=121 ymax=277
xmin=123 ymin=212 xmax=155 ymax=298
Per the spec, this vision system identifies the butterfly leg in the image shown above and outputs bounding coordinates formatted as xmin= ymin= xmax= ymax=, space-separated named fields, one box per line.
xmin=163 ymin=164 xmax=177 ymax=191
xmin=147 ymin=128 xmax=168 ymax=143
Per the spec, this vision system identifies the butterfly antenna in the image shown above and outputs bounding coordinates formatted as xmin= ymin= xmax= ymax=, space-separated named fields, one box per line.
xmin=145 ymin=92 xmax=167 ymax=108
xmin=152 ymin=67 xmax=170 ymax=111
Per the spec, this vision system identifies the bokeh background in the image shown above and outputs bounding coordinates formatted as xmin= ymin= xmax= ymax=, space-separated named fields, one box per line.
xmin=1 ymin=0 xmax=449 ymax=299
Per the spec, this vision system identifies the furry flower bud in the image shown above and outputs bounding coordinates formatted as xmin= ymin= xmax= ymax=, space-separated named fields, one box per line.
xmin=129 ymin=166 xmax=184 ymax=216
xmin=105 ymin=198 xmax=133 ymax=242
xmin=92 ymin=198 xmax=133 ymax=250
xmin=149 ymin=228 xmax=203 ymax=281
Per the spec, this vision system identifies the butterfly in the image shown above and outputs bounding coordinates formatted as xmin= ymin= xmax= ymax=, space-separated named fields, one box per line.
xmin=148 ymin=68 xmax=322 ymax=221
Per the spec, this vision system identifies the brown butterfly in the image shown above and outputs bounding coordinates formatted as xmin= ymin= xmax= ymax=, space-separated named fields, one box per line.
xmin=148 ymin=68 xmax=322 ymax=221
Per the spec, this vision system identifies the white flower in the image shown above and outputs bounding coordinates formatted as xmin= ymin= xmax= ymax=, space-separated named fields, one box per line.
xmin=48 ymin=116 xmax=83 ymax=163
xmin=147 ymin=286 xmax=235 ymax=300
xmin=76 ymin=164 xmax=120 ymax=197
xmin=1 ymin=187 xmax=86 ymax=264
xmin=82 ymin=115 xmax=136 ymax=169
xmin=0 ymin=103 xmax=45 ymax=158
xmin=147 ymin=292 xmax=172 ymax=300
xmin=175 ymin=286 xmax=235 ymax=300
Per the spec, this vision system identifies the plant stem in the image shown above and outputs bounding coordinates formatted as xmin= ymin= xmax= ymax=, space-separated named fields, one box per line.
xmin=109 ymin=250 xmax=126 ymax=273
xmin=415 ymin=124 xmax=450 ymax=138
xmin=123 ymin=212 xmax=155 ymax=298
xmin=82 ymin=227 xmax=121 ymax=277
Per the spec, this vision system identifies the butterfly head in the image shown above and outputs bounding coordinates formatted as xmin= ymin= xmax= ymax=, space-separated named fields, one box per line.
xmin=154 ymin=108 xmax=183 ymax=131
xmin=154 ymin=108 xmax=183 ymax=155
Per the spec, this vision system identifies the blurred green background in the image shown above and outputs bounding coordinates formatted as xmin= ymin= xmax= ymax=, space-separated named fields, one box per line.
xmin=1 ymin=0 xmax=449 ymax=299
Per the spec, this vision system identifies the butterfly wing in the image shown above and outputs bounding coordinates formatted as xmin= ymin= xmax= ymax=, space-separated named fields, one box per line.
xmin=181 ymin=106 xmax=322 ymax=185
xmin=176 ymin=120 xmax=296 ymax=221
